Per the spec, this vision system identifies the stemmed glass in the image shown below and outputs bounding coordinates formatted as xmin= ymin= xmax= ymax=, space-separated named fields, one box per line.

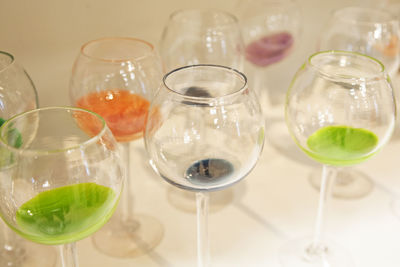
xmin=144 ymin=64 xmax=265 ymax=267
xmin=235 ymin=0 xmax=303 ymax=174
xmin=160 ymin=8 xmax=244 ymax=72
xmin=319 ymin=7 xmax=400 ymax=76
xmin=0 ymin=107 xmax=123 ymax=267
xmin=69 ymin=37 xmax=164 ymax=257
xmin=314 ymin=7 xmax=400 ymax=199
xmin=235 ymin=0 xmax=301 ymax=114
xmin=281 ymin=51 xmax=396 ymax=266
xmin=159 ymin=9 xmax=245 ymax=212
xmin=0 ymin=51 xmax=57 ymax=267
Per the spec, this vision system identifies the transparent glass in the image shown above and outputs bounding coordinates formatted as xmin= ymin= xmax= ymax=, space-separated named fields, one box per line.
xmin=316 ymin=7 xmax=400 ymax=199
xmin=160 ymin=9 xmax=245 ymax=212
xmin=235 ymin=0 xmax=302 ymax=177
xmin=144 ymin=64 xmax=265 ymax=267
xmin=0 ymin=51 xmax=57 ymax=267
xmin=0 ymin=51 xmax=37 ymax=118
xmin=69 ymin=37 xmax=164 ymax=257
xmin=0 ymin=107 xmax=123 ymax=267
xmin=160 ymin=8 xmax=244 ymax=73
xmin=319 ymin=7 xmax=400 ymax=76
xmin=236 ymin=0 xmax=301 ymax=111
xmin=281 ymin=51 xmax=396 ymax=266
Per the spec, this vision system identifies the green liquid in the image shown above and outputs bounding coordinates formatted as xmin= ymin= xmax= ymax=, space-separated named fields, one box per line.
xmin=15 ymin=183 xmax=116 ymax=245
xmin=305 ymin=125 xmax=378 ymax=166
xmin=0 ymin=116 xmax=22 ymax=148
xmin=0 ymin=116 xmax=23 ymax=167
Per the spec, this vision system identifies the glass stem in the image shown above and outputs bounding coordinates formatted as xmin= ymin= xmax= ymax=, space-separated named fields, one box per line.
xmin=120 ymin=142 xmax=135 ymax=224
xmin=254 ymin=68 xmax=270 ymax=118
xmin=1 ymin=221 xmax=17 ymax=252
xmin=59 ymin=243 xmax=78 ymax=267
xmin=196 ymin=191 xmax=210 ymax=267
xmin=309 ymin=164 xmax=336 ymax=255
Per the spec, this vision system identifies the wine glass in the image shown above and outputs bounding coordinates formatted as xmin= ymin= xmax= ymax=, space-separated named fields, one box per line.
xmin=235 ymin=0 xmax=304 ymax=176
xmin=0 ymin=106 xmax=123 ymax=267
xmin=160 ymin=8 xmax=244 ymax=72
xmin=0 ymin=51 xmax=57 ymax=267
xmin=69 ymin=37 xmax=164 ymax=257
xmin=314 ymin=6 xmax=400 ymax=199
xmin=235 ymin=0 xmax=301 ymax=114
xmin=319 ymin=7 xmax=400 ymax=76
xmin=144 ymin=64 xmax=265 ymax=267
xmin=159 ymin=9 xmax=246 ymax=212
xmin=281 ymin=51 xmax=396 ymax=266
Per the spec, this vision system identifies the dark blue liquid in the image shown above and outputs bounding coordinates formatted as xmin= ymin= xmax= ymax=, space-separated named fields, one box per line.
xmin=185 ymin=158 xmax=234 ymax=186
xmin=181 ymin=87 xmax=211 ymax=106
xmin=184 ymin=87 xmax=211 ymax=97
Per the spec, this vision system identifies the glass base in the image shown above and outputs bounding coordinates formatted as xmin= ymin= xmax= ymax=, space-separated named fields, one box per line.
xmin=167 ymin=185 xmax=235 ymax=213
xmin=92 ymin=213 xmax=163 ymax=258
xmin=309 ymin=168 xmax=373 ymax=199
xmin=0 ymin=240 xmax=57 ymax=267
xmin=279 ymin=237 xmax=354 ymax=267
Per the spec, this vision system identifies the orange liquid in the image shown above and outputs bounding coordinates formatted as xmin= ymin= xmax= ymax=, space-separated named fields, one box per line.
xmin=76 ymin=89 xmax=150 ymax=142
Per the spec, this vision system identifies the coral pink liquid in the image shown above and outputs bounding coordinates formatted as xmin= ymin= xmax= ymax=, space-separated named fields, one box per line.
xmin=76 ymin=89 xmax=150 ymax=142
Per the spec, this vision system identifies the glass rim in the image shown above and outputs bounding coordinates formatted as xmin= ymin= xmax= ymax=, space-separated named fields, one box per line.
xmin=0 ymin=106 xmax=108 ymax=155
xmin=0 ymin=51 xmax=15 ymax=74
xmin=241 ymin=0 xmax=299 ymax=8
xmin=169 ymin=8 xmax=239 ymax=25
xmin=80 ymin=36 xmax=155 ymax=63
xmin=307 ymin=50 xmax=386 ymax=81
xmin=162 ymin=64 xmax=248 ymax=102
xmin=332 ymin=6 xmax=398 ymax=25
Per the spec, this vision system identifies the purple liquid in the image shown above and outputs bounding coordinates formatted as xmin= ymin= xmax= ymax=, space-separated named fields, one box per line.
xmin=245 ymin=32 xmax=294 ymax=67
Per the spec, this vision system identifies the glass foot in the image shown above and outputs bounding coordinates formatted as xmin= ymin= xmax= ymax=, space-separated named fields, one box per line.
xmin=0 ymin=240 xmax=57 ymax=267
xmin=167 ymin=185 xmax=235 ymax=213
xmin=92 ymin=213 xmax=163 ymax=258
xmin=279 ymin=237 xmax=354 ymax=267
xmin=309 ymin=168 xmax=373 ymax=199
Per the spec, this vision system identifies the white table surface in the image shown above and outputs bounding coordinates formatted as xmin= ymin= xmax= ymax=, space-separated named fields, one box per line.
xmin=1 ymin=0 xmax=400 ymax=266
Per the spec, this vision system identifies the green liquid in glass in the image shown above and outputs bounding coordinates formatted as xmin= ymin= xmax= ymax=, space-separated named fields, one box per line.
xmin=0 ymin=117 xmax=22 ymax=148
xmin=0 ymin=116 xmax=23 ymax=167
xmin=15 ymin=182 xmax=116 ymax=245
xmin=305 ymin=125 xmax=378 ymax=166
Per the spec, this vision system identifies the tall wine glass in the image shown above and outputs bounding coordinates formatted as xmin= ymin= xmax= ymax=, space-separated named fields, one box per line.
xmin=144 ymin=64 xmax=265 ymax=267
xmin=160 ymin=8 xmax=244 ymax=72
xmin=281 ymin=51 xmax=396 ymax=266
xmin=235 ymin=0 xmax=301 ymax=114
xmin=319 ymin=7 xmax=400 ymax=76
xmin=235 ymin=0 xmax=302 ymax=173
xmin=314 ymin=7 xmax=400 ymax=199
xmin=160 ymin=9 xmax=245 ymax=212
xmin=0 ymin=107 xmax=123 ymax=267
xmin=69 ymin=37 xmax=164 ymax=257
xmin=0 ymin=51 xmax=57 ymax=267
